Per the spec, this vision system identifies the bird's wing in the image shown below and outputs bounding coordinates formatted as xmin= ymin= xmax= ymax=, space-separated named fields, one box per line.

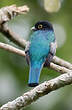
xmin=44 ymin=40 xmax=57 ymax=67
xmin=25 ymin=42 xmax=30 ymax=65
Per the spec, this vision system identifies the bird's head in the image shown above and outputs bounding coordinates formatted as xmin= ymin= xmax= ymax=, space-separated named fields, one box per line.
xmin=31 ymin=21 xmax=54 ymax=31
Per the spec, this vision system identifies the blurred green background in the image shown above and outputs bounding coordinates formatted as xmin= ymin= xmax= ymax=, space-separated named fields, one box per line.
xmin=0 ymin=0 xmax=72 ymax=110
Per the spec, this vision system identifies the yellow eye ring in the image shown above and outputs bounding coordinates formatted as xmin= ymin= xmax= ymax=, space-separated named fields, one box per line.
xmin=38 ymin=24 xmax=43 ymax=29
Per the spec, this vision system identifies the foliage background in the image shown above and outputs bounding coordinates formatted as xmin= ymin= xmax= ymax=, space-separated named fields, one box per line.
xmin=0 ymin=0 xmax=72 ymax=110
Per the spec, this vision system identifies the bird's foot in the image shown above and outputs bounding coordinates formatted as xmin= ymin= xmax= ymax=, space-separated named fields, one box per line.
xmin=44 ymin=61 xmax=50 ymax=67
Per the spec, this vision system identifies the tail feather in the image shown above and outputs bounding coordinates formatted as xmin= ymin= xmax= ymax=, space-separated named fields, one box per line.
xmin=28 ymin=62 xmax=42 ymax=87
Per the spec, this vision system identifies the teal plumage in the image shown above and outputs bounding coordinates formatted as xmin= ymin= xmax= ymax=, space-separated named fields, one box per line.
xmin=25 ymin=21 xmax=56 ymax=87
xmin=29 ymin=30 xmax=55 ymax=61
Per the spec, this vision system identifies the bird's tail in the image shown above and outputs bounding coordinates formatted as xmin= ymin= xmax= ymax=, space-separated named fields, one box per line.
xmin=28 ymin=62 xmax=43 ymax=87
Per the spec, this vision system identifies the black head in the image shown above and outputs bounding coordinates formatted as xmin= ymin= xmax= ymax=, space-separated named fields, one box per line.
xmin=31 ymin=21 xmax=54 ymax=31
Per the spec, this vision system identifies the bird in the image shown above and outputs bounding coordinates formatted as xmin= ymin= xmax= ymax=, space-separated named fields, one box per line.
xmin=25 ymin=21 xmax=57 ymax=87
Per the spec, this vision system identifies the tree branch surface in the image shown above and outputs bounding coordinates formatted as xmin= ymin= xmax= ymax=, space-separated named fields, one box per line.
xmin=0 ymin=5 xmax=72 ymax=110
xmin=0 ymin=72 xmax=72 ymax=110
xmin=0 ymin=4 xmax=29 ymax=48
xmin=0 ymin=42 xmax=71 ymax=74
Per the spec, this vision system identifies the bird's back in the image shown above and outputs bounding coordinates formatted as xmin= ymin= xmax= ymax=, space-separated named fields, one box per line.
xmin=29 ymin=30 xmax=55 ymax=62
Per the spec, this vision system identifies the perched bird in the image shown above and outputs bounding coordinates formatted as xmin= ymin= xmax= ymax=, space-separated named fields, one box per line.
xmin=25 ymin=21 xmax=56 ymax=87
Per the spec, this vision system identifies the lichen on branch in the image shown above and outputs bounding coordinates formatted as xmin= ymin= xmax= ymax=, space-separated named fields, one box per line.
xmin=0 ymin=5 xmax=29 ymax=48
xmin=0 ymin=5 xmax=29 ymax=24
xmin=0 ymin=72 xmax=72 ymax=110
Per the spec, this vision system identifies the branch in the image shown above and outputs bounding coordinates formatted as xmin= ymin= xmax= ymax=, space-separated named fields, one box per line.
xmin=0 ymin=42 xmax=71 ymax=74
xmin=53 ymin=56 xmax=72 ymax=70
xmin=0 ymin=42 xmax=26 ymax=56
xmin=0 ymin=5 xmax=29 ymax=24
xmin=0 ymin=72 xmax=72 ymax=110
xmin=50 ymin=62 xmax=71 ymax=73
xmin=0 ymin=24 xmax=28 ymax=48
xmin=0 ymin=5 xmax=29 ymax=48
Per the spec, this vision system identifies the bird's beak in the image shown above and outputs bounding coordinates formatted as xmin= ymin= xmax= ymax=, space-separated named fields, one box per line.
xmin=31 ymin=26 xmax=36 ymax=31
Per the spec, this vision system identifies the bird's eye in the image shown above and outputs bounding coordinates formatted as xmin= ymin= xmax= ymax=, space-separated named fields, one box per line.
xmin=38 ymin=24 xmax=43 ymax=29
